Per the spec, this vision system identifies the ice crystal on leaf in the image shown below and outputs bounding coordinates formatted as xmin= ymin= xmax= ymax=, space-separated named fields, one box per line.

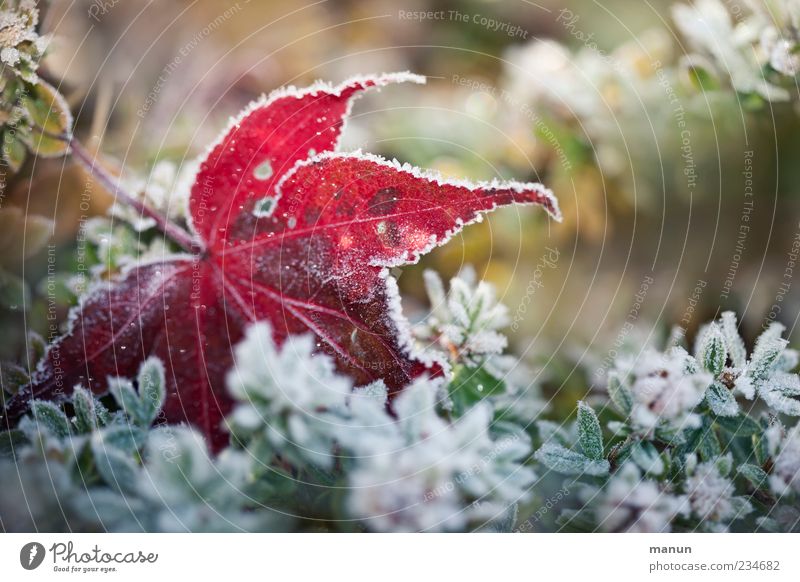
xmin=0 ymin=0 xmax=46 ymax=82
xmin=6 ymin=73 xmax=559 ymax=450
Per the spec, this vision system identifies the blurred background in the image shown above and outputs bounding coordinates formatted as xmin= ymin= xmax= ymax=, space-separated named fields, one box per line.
xmin=4 ymin=0 xmax=800 ymax=413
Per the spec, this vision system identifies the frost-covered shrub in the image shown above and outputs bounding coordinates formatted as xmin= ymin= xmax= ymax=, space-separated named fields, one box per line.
xmin=0 ymin=359 xmax=281 ymax=532
xmin=535 ymin=312 xmax=800 ymax=532
xmin=1 ymin=269 xmax=542 ymax=532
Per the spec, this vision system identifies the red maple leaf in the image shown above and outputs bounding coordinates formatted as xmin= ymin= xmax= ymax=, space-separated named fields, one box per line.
xmin=5 ymin=73 xmax=559 ymax=449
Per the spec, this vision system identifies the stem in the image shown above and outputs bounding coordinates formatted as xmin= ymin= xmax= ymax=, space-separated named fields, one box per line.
xmin=69 ymin=139 xmax=199 ymax=253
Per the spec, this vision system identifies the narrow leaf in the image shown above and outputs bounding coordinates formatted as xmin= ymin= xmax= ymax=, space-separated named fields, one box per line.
xmin=535 ymin=443 xmax=609 ymax=476
xmin=607 ymin=371 xmax=633 ymax=416
xmin=577 ymin=401 xmax=604 ymax=460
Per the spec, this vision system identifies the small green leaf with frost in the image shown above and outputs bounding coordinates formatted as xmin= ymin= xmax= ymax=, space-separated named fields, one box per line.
xmin=705 ymin=381 xmax=739 ymax=417
xmin=30 ymin=400 xmax=70 ymax=438
xmin=631 ymin=440 xmax=664 ymax=476
xmin=738 ymin=464 xmax=769 ymax=491
xmin=535 ymin=442 xmax=609 ymax=476
xmin=721 ymin=312 xmax=746 ymax=369
xmin=696 ymin=323 xmax=726 ymax=376
xmin=577 ymin=401 xmax=604 ymax=460
xmin=607 ymin=370 xmax=633 ymax=415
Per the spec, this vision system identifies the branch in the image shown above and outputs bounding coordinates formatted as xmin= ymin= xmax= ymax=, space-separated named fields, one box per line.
xmin=68 ymin=139 xmax=199 ymax=253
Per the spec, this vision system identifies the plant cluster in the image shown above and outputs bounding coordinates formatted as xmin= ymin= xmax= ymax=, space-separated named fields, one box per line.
xmin=535 ymin=314 xmax=800 ymax=532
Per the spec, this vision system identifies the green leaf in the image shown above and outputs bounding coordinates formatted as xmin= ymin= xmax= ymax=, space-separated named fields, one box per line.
xmin=721 ymin=312 xmax=746 ymax=369
xmin=30 ymin=400 xmax=70 ymax=438
xmin=696 ymin=418 xmax=722 ymax=461
xmin=683 ymin=58 xmax=720 ymax=91
xmin=481 ymin=504 xmax=518 ymax=532
xmin=0 ymin=267 xmax=30 ymax=311
xmin=577 ymin=401 xmax=604 ymax=460
xmin=27 ymin=331 xmax=46 ymax=366
xmin=21 ymin=80 xmax=72 ymax=157
xmin=1 ymin=131 xmax=27 ymax=172
xmin=1 ymin=362 xmax=29 ymax=395
xmin=608 ymin=439 xmax=634 ymax=468
xmin=738 ymin=464 xmax=769 ymax=491
xmin=631 ymin=440 xmax=665 ymax=476
xmin=448 ymin=364 xmax=504 ymax=417
xmin=748 ymin=337 xmax=786 ymax=385
xmin=535 ymin=443 xmax=609 ymax=476
xmin=696 ymin=323 xmax=726 ymax=375
xmin=705 ymin=382 xmax=739 ymax=417
xmin=714 ymin=412 xmax=761 ymax=436
xmin=753 ymin=432 xmax=769 ymax=466
xmin=137 ymin=357 xmax=166 ymax=426
xmin=0 ymin=429 xmax=27 ymax=457
xmin=72 ymin=385 xmax=109 ymax=433
xmin=91 ymin=432 xmax=139 ymax=493
xmin=607 ymin=371 xmax=633 ymax=415
xmin=109 ymin=377 xmax=144 ymax=425
xmin=715 ymin=453 xmax=733 ymax=476
xmin=99 ymin=424 xmax=147 ymax=454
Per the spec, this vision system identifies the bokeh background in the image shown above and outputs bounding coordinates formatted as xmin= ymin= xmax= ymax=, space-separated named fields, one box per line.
xmin=4 ymin=0 xmax=800 ymax=417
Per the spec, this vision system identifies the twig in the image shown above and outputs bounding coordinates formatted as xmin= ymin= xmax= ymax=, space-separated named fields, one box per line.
xmin=68 ymin=139 xmax=199 ymax=253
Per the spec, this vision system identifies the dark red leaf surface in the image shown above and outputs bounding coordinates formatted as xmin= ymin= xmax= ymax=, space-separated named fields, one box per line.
xmin=5 ymin=73 xmax=560 ymax=449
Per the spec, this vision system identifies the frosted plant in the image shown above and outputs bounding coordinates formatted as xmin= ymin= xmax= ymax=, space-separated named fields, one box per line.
xmin=765 ymin=421 xmax=800 ymax=495
xmin=603 ymin=313 xmax=800 ymax=434
xmin=590 ymin=463 xmax=688 ymax=533
xmin=672 ymin=0 xmax=800 ymax=101
xmin=415 ymin=266 xmax=546 ymax=417
xmin=348 ymin=380 xmax=535 ymax=532
xmin=1 ymin=0 xmax=70 ymax=172
xmin=226 ymin=322 xmax=356 ymax=470
xmin=683 ymin=453 xmax=752 ymax=531
xmin=612 ymin=347 xmax=712 ymax=436
xmin=418 ymin=267 xmax=510 ymax=364
xmin=534 ymin=311 xmax=800 ymax=532
xmin=226 ymin=322 xmax=536 ymax=532
xmin=0 ymin=359 xmax=281 ymax=532
xmin=0 ymin=0 xmax=47 ymax=81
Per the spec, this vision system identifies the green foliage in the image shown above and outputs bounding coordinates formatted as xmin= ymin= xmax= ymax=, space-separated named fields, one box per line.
xmin=532 ymin=311 xmax=800 ymax=532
